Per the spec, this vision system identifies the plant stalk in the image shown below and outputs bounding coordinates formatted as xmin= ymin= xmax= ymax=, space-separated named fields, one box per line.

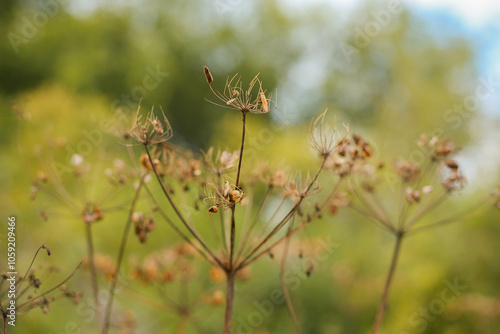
xmin=371 ymin=232 xmax=404 ymax=334
xmin=85 ymin=223 xmax=105 ymax=333
xmin=223 ymin=271 xmax=236 ymax=334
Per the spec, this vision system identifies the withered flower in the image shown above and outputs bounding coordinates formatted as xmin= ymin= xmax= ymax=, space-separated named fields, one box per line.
xmin=283 ymin=172 xmax=320 ymax=200
xmin=309 ymin=110 xmax=349 ymax=157
xmin=128 ymin=105 xmax=173 ymax=145
xmin=204 ymin=69 xmax=275 ymax=115
xmin=204 ymin=66 xmax=214 ymax=84
xmin=204 ymin=180 xmax=245 ymax=212
xmin=394 ymin=160 xmax=420 ymax=182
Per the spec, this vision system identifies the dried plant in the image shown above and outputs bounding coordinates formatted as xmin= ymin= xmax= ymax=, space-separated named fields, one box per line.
xmin=341 ymin=134 xmax=498 ymax=334
xmin=0 ymin=245 xmax=81 ymax=333
xmin=121 ymin=67 xmax=351 ymax=333
xmin=31 ymin=147 xmax=149 ymax=334
xmin=27 ymin=67 xmax=498 ymax=334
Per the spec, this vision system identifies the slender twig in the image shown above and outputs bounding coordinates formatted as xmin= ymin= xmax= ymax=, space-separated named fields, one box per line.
xmin=229 ymin=206 xmax=236 ymax=268
xmin=103 ymin=175 xmax=145 ymax=333
xmin=85 ymin=224 xmax=104 ymax=333
xmin=371 ymin=232 xmax=404 ymax=334
xmin=223 ymin=271 xmax=236 ymax=334
xmin=16 ymin=262 xmax=82 ymax=311
xmin=280 ymin=219 xmax=301 ymax=334
xmin=350 ymin=176 xmax=392 ymax=227
xmin=407 ymin=198 xmax=491 ymax=236
xmin=235 ymin=111 xmax=247 ymax=188
xmin=235 ymin=185 xmax=273 ymax=262
xmin=239 ymin=177 xmax=343 ymax=269
xmin=217 ymin=173 xmax=229 ymax=257
xmin=143 ymin=183 xmax=222 ymax=268
xmin=237 ymin=157 xmax=327 ymax=269
xmin=144 ymin=145 xmax=224 ymax=268
xmin=229 ymin=111 xmax=248 ymax=268
xmin=15 ymin=245 xmax=49 ymax=293
xmin=403 ymin=191 xmax=449 ymax=230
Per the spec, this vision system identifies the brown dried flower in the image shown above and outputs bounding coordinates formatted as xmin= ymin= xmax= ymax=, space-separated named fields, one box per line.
xmin=128 ymin=106 xmax=173 ymax=145
xmin=205 ymin=71 xmax=275 ymax=115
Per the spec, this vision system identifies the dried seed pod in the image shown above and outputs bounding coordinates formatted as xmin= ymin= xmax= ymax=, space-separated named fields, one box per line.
xmin=259 ymin=92 xmax=269 ymax=113
xmin=204 ymin=66 xmax=213 ymax=84
xmin=445 ymin=160 xmax=459 ymax=170
xmin=306 ymin=262 xmax=314 ymax=277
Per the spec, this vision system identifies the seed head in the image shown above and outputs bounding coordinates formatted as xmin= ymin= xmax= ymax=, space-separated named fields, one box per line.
xmin=204 ymin=66 xmax=214 ymax=84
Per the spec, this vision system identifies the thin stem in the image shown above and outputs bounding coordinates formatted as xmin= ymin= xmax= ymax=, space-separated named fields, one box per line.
xmin=144 ymin=145 xmax=224 ymax=268
xmin=218 ymin=173 xmax=229 ymax=257
xmin=235 ymin=185 xmax=273 ymax=261
xmin=15 ymin=245 xmax=48 ymax=293
xmin=371 ymin=232 xmax=404 ymax=334
xmin=85 ymin=224 xmax=105 ymax=333
xmin=229 ymin=207 xmax=236 ymax=267
xmin=350 ymin=176 xmax=392 ymax=228
xmin=280 ymin=220 xmax=301 ymax=334
xmin=223 ymin=271 xmax=236 ymax=334
xmin=103 ymin=175 xmax=145 ymax=333
xmin=403 ymin=191 xmax=449 ymax=230
xmin=16 ymin=262 xmax=82 ymax=311
xmin=235 ymin=111 xmax=247 ymax=188
xmin=240 ymin=176 xmax=343 ymax=269
xmin=237 ymin=157 xmax=327 ymax=269
xmin=229 ymin=111 xmax=247 ymax=268
xmin=407 ymin=198 xmax=491 ymax=236
xmin=207 ymin=211 xmax=226 ymax=262
xmin=143 ymin=183 xmax=222 ymax=268
xmin=349 ymin=204 xmax=396 ymax=233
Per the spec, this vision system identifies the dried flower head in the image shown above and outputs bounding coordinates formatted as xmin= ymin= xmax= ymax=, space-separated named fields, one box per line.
xmin=283 ymin=172 xmax=320 ymax=200
xmin=204 ymin=66 xmax=214 ymax=84
xmin=405 ymin=187 xmax=421 ymax=204
xmin=202 ymin=147 xmax=239 ymax=175
xmin=204 ymin=181 xmax=245 ymax=212
xmin=441 ymin=165 xmax=466 ymax=192
xmin=205 ymin=70 xmax=275 ymax=115
xmin=394 ymin=160 xmax=420 ymax=182
xmin=81 ymin=203 xmax=104 ymax=224
xmin=433 ymin=140 xmax=457 ymax=159
xmin=128 ymin=105 xmax=173 ymax=145
xmin=309 ymin=110 xmax=349 ymax=157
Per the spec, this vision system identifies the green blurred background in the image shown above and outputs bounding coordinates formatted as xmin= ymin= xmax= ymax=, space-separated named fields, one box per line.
xmin=1 ymin=0 xmax=499 ymax=333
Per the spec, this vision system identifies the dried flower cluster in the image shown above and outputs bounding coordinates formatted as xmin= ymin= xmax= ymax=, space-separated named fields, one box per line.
xmin=28 ymin=67 xmax=497 ymax=334
xmin=1 ymin=245 xmax=81 ymax=320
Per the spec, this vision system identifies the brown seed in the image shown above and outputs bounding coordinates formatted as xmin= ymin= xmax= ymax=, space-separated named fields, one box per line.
xmin=259 ymin=92 xmax=269 ymax=113
xmin=208 ymin=206 xmax=218 ymax=213
xmin=204 ymin=66 xmax=213 ymax=84
xmin=445 ymin=160 xmax=459 ymax=170
xmin=306 ymin=263 xmax=314 ymax=277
